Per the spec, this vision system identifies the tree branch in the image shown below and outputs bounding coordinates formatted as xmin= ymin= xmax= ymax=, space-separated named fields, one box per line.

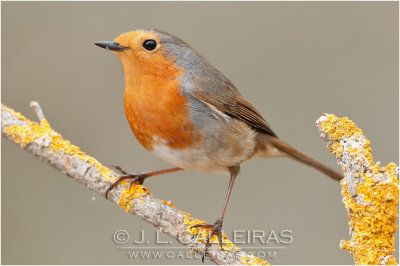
xmin=1 ymin=102 xmax=268 ymax=265
xmin=316 ymin=114 xmax=398 ymax=265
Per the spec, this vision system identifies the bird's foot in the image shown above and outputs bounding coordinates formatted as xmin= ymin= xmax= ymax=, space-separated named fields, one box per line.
xmin=105 ymin=168 xmax=147 ymax=199
xmin=109 ymin=165 xmax=147 ymax=185
xmin=191 ymin=218 xmax=224 ymax=263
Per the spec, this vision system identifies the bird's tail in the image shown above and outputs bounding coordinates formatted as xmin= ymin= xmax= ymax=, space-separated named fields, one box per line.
xmin=268 ymin=137 xmax=343 ymax=181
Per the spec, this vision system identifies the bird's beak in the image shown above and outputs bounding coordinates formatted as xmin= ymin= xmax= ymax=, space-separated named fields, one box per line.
xmin=94 ymin=41 xmax=129 ymax=51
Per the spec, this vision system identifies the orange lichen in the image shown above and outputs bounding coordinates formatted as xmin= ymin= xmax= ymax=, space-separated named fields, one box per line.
xmin=118 ymin=184 xmax=150 ymax=212
xmin=322 ymin=114 xmax=374 ymax=166
xmin=348 ymin=147 xmax=360 ymax=158
xmin=181 ymin=215 xmax=239 ymax=253
xmin=3 ymin=103 xmax=267 ymax=264
xmin=322 ymin=114 xmax=363 ymax=141
xmin=329 ymin=141 xmax=343 ymax=157
xmin=363 ymin=139 xmax=374 ymax=165
xmin=4 ymin=118 xmax=51 ymax=148
xmin=2 ymin=105 xmax=114 ymax=181
xmin=340 ymin=170 xmax=398 ymax=265
xmin=321 ymin=114 xmax=398 ymax=265
xmin=183 ymin=215 xmax=207 ymax=235
xmin=161 ymin=200 xmax=175 ymax=208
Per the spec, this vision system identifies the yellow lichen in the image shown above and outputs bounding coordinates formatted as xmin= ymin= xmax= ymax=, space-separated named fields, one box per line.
xmin=322 ymin=114 xmax=363 ymax=140
xmin=118 ymin=184 xmax=150 ymax=212
xmin=321 ymin=114 xmax=398 ymax=265
xmin=329 ymin=141 xmax=343 ymax=157
xmin=363 ymin=139 xmax=374 ymax=165
xmin=161 ymin=200 xmax=175 ymax=208
xmin=3 ymin=104 xmax=267 ymax=264
xmin=181 ymin=215 xmax=239 ymax=254
xmin=4 ymin=119 xmax=51 ymax=148
xmin=348 ymin=147 xmax=360 ymax=158
xmin=340 ymin=170 xmax=398 ymax=265
xmin=180 ymin=210 xmax=236 ymax=249
xmin=183 ymin=215 xmax=207 ymax=235
xmin=2 ymin=105 xmax=113 ymax=181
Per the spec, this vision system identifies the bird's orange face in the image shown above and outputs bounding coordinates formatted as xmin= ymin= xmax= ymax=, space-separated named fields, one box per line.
xmin=112 ymin=31 xmax=177 ymax=79
xmin=114 ymin=30 xmax=160 ymax=55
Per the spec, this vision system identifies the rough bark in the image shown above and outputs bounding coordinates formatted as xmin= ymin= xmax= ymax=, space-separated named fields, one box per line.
xmin=5 ymin=102 xmax=397 ymax=265
xmin=1 ymin=102 xmax=268 ymax=265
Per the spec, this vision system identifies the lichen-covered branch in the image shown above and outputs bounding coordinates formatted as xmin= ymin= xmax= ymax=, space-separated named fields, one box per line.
xmin=1 ymin=102 xmax=268 ymax=265
xmin=317 ymin=114 xmax=399 ymax=265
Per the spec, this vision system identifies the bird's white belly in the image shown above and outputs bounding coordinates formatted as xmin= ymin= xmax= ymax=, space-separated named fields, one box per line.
xmin=151 ymin=144 xmax=228 ymax=174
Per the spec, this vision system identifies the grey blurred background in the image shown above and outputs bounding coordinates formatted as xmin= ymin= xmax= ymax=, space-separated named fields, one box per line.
xmin=2 ymin=2 xmax=398 ymax=264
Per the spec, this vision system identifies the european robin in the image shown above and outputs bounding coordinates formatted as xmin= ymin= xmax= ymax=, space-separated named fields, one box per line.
xmin=95 ymin=29 xmax=342 ymax=261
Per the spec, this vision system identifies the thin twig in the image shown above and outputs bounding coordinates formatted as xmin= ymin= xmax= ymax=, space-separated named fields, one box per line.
xmin=29 ymin=101 xmax=46 ymax=122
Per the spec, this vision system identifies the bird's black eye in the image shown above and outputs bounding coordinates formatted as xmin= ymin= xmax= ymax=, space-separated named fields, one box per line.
xmin=143 ymin=39 xmax=157 ymax=51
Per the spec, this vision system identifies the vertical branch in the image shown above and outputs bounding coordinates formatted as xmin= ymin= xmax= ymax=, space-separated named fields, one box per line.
xmin=317 ymin=114 xmax=398 ymax=265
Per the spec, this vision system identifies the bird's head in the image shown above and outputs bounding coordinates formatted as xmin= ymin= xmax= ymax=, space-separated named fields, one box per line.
xmin=95 ymin=29 xmax=192 ymax=78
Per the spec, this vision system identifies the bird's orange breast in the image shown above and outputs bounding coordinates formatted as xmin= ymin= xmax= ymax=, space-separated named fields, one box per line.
xmin=123 ymin=59 xmax=199 ymax=151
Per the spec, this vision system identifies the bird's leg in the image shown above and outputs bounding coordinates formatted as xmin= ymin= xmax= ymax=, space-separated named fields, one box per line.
xmin=105 ymin=167 xmax=183 ymax=199
xmin=191 ymin=166 xmax=239 ymax=263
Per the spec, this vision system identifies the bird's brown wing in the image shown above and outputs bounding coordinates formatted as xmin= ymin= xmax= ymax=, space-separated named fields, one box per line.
xmin=191 ymin=81 xmax=278 ymax=138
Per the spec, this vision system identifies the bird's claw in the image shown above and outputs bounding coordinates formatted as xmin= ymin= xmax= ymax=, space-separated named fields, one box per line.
xmin=105 ymin=172 xmax=147 ymax=200
xmin=191 ymin=218 xmax=224 ymax=263
xmin=128 ymin=174 xmax=146 ymax=186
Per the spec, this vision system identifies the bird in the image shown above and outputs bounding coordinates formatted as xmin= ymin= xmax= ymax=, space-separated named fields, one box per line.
xmin=94 ymin=29 xmax=342 ymax=261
